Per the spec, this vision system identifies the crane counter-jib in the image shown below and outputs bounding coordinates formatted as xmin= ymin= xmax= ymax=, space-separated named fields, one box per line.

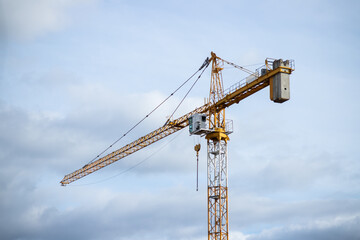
xmin=214 ymin=64 xmax=294 ymax=110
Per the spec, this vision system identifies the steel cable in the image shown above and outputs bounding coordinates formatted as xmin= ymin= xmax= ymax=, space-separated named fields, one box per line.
xmin=85 ymin=57 xmax=210 ymax=167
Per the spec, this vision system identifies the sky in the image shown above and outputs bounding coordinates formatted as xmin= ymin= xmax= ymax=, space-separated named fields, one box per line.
xmin=0 ymin=0 xmax=360 ymax=239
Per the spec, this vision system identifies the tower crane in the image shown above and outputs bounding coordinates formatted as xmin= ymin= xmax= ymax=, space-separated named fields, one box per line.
xmin=60 ymin=52 xmax=295 ymax=240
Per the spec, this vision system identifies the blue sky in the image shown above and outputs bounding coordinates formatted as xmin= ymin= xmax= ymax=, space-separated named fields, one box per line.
xmin=0 ymin=0 xmax=360 ymax=239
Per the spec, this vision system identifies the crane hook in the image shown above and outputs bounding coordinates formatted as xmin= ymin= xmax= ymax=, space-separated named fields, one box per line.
xmin=194 ymin=144 xmax=201 ymax=191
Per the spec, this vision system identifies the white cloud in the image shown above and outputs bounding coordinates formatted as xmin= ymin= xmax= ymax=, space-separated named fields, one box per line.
xmin=231 ymin=231 xmax=249 ymax=240
xmin=245 ymin=215 xmax=360 ymax=240
xmin=0 ymin=0 xmax=94 ymax=40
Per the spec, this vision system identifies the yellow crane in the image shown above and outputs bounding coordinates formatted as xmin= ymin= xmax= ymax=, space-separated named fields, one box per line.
xmin=60 ymin=52 xmax=295 ymax=240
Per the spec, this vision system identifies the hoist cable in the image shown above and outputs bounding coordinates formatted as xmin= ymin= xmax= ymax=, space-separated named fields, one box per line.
xmin=85 ymin=57 xmax=210 ymax=167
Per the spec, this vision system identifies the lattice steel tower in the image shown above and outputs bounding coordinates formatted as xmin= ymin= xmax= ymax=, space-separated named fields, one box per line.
xmin=206 ymin=52 xmax=230 ymax=240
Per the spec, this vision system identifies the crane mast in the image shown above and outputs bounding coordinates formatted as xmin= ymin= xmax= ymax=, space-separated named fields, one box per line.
xmin=60 ymin=52 xmax=295 ymax=240
xmin=207 ymin=52 xmax=229 ymax=240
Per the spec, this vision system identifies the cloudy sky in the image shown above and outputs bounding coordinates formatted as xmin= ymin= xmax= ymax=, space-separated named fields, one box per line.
xmin=1 ymin=0 xmax=359 ymax=239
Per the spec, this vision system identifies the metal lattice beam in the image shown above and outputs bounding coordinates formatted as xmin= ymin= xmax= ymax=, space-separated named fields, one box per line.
xmin=60 ymin=103 xmax=210 ymax=185
xmin=207 ymin=138 xmax=229 ymax=240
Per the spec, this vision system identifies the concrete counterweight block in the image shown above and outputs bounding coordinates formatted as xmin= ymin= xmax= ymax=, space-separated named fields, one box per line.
xmin=271 ymin=59 xmax=290 ymax=103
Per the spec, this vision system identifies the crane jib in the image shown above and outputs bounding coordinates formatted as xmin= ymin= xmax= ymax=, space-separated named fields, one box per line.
xmin=60 ymin=103 xmax=211 ymax=185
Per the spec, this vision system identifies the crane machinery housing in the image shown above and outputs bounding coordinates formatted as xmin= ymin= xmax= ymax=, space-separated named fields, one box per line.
xmin=61 ymin=52 xmax=295 ymax=240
